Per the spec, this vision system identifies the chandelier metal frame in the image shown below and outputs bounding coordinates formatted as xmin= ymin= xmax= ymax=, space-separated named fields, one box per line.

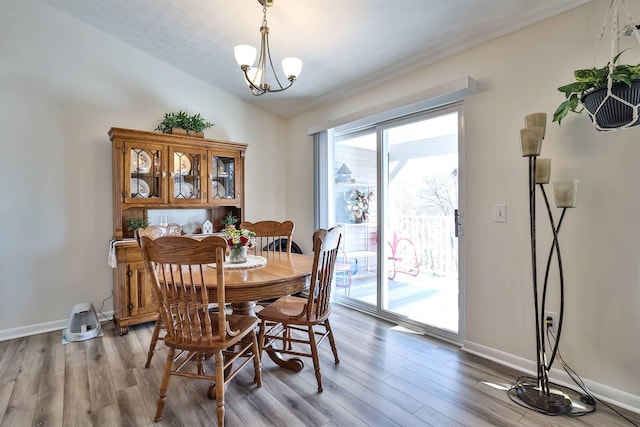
xmin=234 ymin=0 xmax=302 ymax=96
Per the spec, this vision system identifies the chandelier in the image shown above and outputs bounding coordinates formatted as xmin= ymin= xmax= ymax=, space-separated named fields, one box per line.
xmin=234 ymin=0 xmax=302 ymax=96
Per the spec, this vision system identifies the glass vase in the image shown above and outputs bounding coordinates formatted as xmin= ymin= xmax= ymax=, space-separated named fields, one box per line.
xmin=228 ymin=245 xmax=248 ymax=264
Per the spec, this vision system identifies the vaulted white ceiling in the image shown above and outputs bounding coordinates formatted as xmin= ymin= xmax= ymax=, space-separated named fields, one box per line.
xmin=40 ymin=0 xmax=591 ymax=118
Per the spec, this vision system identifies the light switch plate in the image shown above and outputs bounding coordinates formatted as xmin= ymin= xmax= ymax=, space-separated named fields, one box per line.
xmin=494 ymin=204 xmax=507 ymax=223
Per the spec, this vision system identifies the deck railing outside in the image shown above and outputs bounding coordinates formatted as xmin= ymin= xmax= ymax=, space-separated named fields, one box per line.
xmin=393 ymin=214 xmax=457 ymax=278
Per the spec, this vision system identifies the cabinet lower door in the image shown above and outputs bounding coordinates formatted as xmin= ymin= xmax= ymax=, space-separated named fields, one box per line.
xmin=127 ymin=263 xmax=156 ymax=317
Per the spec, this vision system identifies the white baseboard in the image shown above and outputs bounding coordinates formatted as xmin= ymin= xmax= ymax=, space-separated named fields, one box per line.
xmin=463 ymin=340 xmax=640 ymax=415
xmin=0 ymin=311 xmax=114 ymax=342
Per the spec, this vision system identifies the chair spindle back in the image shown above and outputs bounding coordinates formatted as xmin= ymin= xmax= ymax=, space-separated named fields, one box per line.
xmin=138 ymin=235 xmax=229 ymax=347
xmin=239 ymin=220 xmax=295 ymax=254
xmin=305 ymin=226 xmax=342 ymax=321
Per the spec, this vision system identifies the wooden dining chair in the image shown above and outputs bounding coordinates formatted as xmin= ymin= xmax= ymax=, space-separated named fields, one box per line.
xmin=257 ymin=226 xmax=342 ymax=392
xmin=137 ymin=224 xmax=181 ymax=368
xmin=138 ymin=233 xmax=262 ymax=426
xmin=240 ymin=220 xmax=298 ymax=313
xmin=239 ymin=220 xmax=295 ymax=254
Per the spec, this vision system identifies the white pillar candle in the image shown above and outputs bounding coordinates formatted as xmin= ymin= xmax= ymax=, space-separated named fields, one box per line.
xmin=525 ymin=113 xmax=547 ymax=139
xmin=520 ymin=128 xmax=543 ymax=157
xmin=553 ymin=180 xmax=579 ymax=208
xmin=535 ymin=158 xmax=551 ymax=184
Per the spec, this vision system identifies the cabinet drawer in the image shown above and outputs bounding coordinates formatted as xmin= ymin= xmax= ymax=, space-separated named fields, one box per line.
xmin=116 ymin=243 xmax=143 ymax=263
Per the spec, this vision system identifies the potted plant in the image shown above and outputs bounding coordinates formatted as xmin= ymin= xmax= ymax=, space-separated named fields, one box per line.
xmin=220 ymin=212 xmax=238 ymax=231
xmin=187 ymin=113 xmax=214 ymax=135
xmin=553 ymin=51 xmax=640 ymax=129
xmin=126 ymin=218 xmax=149 ymax=237
xmin=155 ymin=111 xmax=181 ymax=134
xmin=155 ymin=111 xmax=214 ymax=137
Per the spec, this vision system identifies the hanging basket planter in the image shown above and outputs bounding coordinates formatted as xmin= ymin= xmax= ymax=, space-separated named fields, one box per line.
xmin=581 ymin=79 xmax=640 ymax=130
xmin=553 ymin=0 xmax=640 ymax=131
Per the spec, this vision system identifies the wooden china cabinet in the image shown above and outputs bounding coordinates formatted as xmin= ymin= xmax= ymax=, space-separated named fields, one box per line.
xmin=109 ymin=127 xmax=247 ymax=334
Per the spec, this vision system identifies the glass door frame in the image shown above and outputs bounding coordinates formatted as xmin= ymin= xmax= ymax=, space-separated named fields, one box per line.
xmin=328 ymin=103 xmax=465 ymax=344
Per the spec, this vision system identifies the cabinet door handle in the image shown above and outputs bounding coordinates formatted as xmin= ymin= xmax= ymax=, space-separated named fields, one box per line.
xmin=162 ymin=171 xmax=167 ymax=178
xmin=127 ymin=269 xmax=133 ymax=277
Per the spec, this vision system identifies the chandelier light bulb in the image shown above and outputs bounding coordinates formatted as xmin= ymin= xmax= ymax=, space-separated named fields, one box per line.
xmin=246 ymin=67 xmax=262 ymax=87
xmin=282 ymin=57 xmax=302 ymax=80
xmin=234 ymin=44 xmax=257 ymax=68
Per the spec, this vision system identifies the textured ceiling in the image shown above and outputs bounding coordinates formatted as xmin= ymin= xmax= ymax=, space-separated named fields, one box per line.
xmin=40 ymin=0 xmax=591 ymax=118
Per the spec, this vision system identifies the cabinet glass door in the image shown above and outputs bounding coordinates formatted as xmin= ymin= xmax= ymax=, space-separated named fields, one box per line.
xmin=125 ymin=142 xmax=165 ymax=203
xmin=170 ymin=148 xmax=203 ymax=203
xmin=209 ymin=154 xmax=238 ymax=202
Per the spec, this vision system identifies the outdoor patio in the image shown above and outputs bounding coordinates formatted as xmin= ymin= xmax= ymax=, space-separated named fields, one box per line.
xmin=337 ymin=270 xmax=459 ymax=333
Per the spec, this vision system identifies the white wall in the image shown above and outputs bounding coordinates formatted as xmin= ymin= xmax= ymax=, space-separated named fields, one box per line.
xmin=0 ymin=0 xmax=287 ymax=333
xmin=286 ymin=0 xmax=640 ymax=408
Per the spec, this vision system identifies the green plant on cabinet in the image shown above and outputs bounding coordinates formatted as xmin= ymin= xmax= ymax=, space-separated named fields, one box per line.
xmin=155 ymin=111 xmax=215 ymax=134
xmin=127 ymin=218 xmax=149 ymax=232
xmin=220 ymin=212 xmax=238 ymax=227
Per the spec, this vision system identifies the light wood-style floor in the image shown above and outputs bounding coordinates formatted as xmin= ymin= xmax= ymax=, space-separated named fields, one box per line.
xmin=1 ymin=305 xmax=638 ymax=427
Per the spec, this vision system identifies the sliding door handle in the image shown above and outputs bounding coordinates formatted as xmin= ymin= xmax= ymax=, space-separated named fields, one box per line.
xmin=454 ymin=209 xmax=463 ymax=237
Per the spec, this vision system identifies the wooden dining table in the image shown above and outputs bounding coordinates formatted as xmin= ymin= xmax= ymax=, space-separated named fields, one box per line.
xmin=200 ymin=250 xmax=314 ymax=374
xmin=203 ymin=251 xmax=314 ymax=317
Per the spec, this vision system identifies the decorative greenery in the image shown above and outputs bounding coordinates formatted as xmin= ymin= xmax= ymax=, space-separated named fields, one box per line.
xmin=220 ymin=212 xmax=239 ymax=226
xmin=345 ymin=189 xmax=374 ymax=223
xmin=553 ymin=51 xmax=640 ymax=125
xmin=155 ymin=111 xmax=214 ymax=133
xmin=127 ymin=218 xmax=149 ymax=231
xmin=188 ymin=113 xmax=215 ymax=132
xmin=224 ymin=228 xmax=256 ymax=249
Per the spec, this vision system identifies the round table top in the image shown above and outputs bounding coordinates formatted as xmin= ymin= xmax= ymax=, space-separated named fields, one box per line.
xmin=206 ymin=251 xmax=314 ymax=303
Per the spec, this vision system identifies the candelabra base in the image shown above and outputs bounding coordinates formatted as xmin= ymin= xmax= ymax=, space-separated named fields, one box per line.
xmin=515 ymin=382 xmax=573 ymax=415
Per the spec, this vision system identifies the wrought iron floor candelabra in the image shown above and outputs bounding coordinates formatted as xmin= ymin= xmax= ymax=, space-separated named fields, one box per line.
xmin=514 ymin=113 xmax=578 ymax=415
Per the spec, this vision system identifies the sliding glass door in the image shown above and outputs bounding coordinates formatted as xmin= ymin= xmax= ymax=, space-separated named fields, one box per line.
xmin=381 ymin=110 xmax=460 ymax=334
xmin=325 ymin=104 xmax=463 ymax=341
xmin=331 ymin=130 xmax=378 ymax=307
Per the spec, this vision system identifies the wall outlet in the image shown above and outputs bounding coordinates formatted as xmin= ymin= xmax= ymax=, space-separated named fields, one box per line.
xmin=544 ymin=311 xmax=558 ymax=338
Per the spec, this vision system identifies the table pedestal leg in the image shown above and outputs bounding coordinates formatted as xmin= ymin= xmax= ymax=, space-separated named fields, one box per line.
xmin=230 ymin=301 xmax=256 ymax=316
xmin=205 ymin=300 xmax=303 ymax=400
xmin=266 ymin=349 xmax=304 ymax=372
xmin=207 ymin=383 xmax=216 ymax=400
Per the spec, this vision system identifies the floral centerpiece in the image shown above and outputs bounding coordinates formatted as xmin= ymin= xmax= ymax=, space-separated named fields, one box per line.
xmin=224 ymin=228 xmax=256 ymax=263
xmin=345 ymin=189 xmax=374 ymax=223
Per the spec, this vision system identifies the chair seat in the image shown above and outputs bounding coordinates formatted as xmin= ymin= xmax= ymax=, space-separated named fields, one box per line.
xmin=258 ymin=295 xmax=329 ymax=324
xmin=257 ymin=227 xmax=342 ymax=393
xmin=164 ymin=313 xmax=259 ymax=352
